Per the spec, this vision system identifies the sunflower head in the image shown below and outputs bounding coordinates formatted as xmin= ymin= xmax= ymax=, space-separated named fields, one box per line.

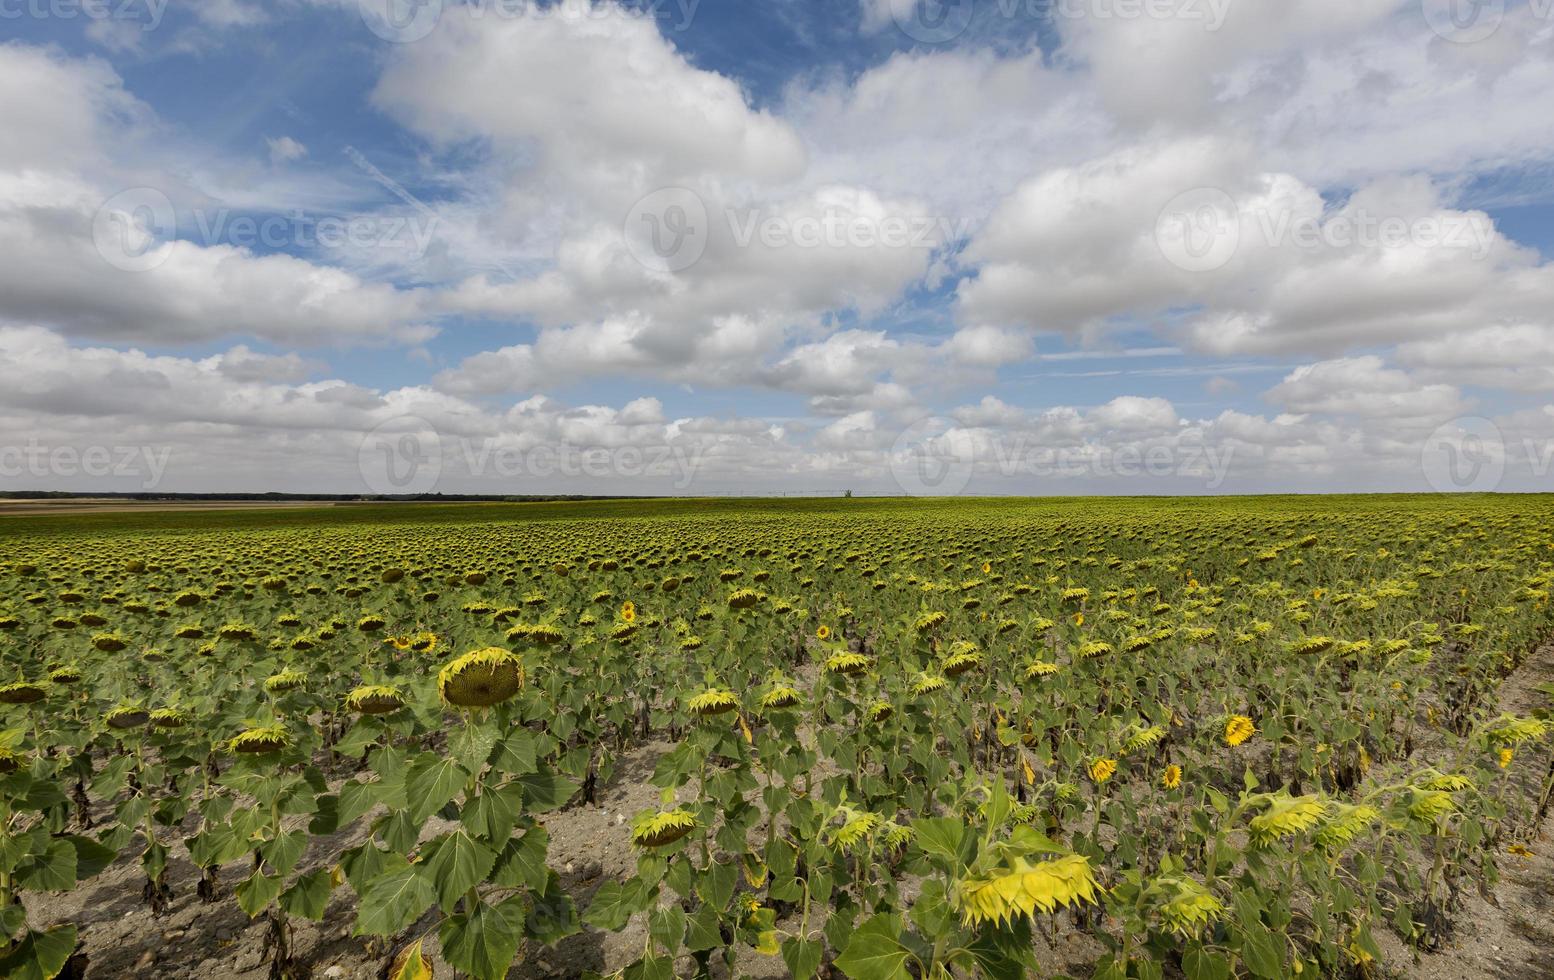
xmin=1088 ymin=758 xmax=1118 ymax=784
xmin=631 ymin=809 xmax=696 ymax=848
xmin=1025 ymin=660 xmax=1060 ymax=679
xmin=346 ymin=684 xmax=407 ymax=715
xmin=824 ymin=651 xmax=871 ymax=677
xmin=687 ymin=688 xmax=739 ymax=717
xmin=815 ymin=625 xmax=830 ymax=640
xmin=104 ymin=705 xmax=151 ymax=730
xmin=1161 ymin=764 xmax=1183 ymax=789
xmin=1224 ymin=715 xmax=1257 ymax=747
xmin=1247 ymin=793 xmax=1327 ymax=847
xmin=913 ymin=672 xmax=947 ymax=695
xmin=48 ymin=666 xmax=82 ymax=685
xmin=229 ymin=725 xmax=291 ymax=755
xmin=263 ymin=669 xmax=308 ymax=694
xmin=149 ymin=707 xmax=188 ymax=729
xmin=867 ymin=700 xmax=894 ymax=724
xmin=954 ymin=852 xmax=1099 ymax=926
xmin=0 ymin=682 xmax=47 ymax=705
xmin=1148 ymin=876 xmax=1224 ymax=938
xmin=760 ymin=685 xmax=800 ymax=711
xmin=1313 ymin=803 xmax=1380 ymax=852
xmin=438 ymin=648 xmax=525 ymax=708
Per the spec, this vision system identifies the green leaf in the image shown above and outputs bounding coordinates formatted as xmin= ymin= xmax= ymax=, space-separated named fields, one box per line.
xmin=648 ymin=905 xmax=685 ymax=952
xmin=1237 ymin=924 xmax=1284 ymax=979
xmin=405 ymin=755 xmax=469 ymax=822
xmin=584 ymin=879 xmax=649 ymax=931
xmin=235 ymin=870 xmax=283 ymax=918
xmin=781 ymin=938 xmax=824 ymax=980
xmin=910 ymin=817 xmax=967 ymax=870
xmin=623 ymin=954 xmax=675 ymax=980
xmin=15 ymin=839 xmax=76 ymax=893
xmin=462 ymin=784 xmax=523 ymax=843
xmin=280 ymin=869 xmax=334 ymax=921
xmin=490 ymin=730 xmax=539 ymax=775
xmin=450 ymin=723 xmax=501 ymax=771
xmin=490 ymin=827 xmax=549 ymax=891
xmin=835 ymin=913 xmax=911 ymax=980
xmin=515 ymin=769 xmax=579 ymax=813
xmin=683 ymin=904 xmax=722 ymax=952
xmin=261 ymin=830 xmax=307 ymax=876
xmin=424 ymin=830 xmax=498 ymax=913
xmin=1183 ymin=945 xmax=1231 ymax=980
xmin=0 ymin=925 xmax=77 ymax=980
xmin=355 ymin=863 xmax=436 ymax=936
xmin=439 ymin=894 xmax=526 ymax=980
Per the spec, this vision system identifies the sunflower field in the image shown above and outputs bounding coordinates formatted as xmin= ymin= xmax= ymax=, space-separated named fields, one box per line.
xmin=0 ymin=496 xmax=1551 ymax=979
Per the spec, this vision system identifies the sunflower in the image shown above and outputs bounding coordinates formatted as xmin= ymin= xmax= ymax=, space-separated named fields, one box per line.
xmin=824 ymin=651 xmax=871 ymax=677
xmin=1088 ymin=758 xmax=1117 ymax=783
xmin=954 ymin=853 xmax=1099 ymax=926
xmin=104 ymin=705 xmax=151 ymax=730
xmin=0 ymin=681 xmax=46 ymax=705
xmin=1161 ymin=764 xmax=1182 ymax=789
xmin=149 ymin=707 xmax=188 ymax=729
xmin=1247 ymin=793 xmax=1327 ymax=847
xmin=815 ymin=625 xmax=830 ymax=640
xmin=263 ymin=669 xmax=308 ymax=694
xmin=1498 ymin=748 xmax=1514 ymax=769
xmin=631 ymin=809 xmax=696 ymax=848
xmin=686 ymin=688 xmax=739 ymax=716
xmin=438 ymin=648 xmax=525 ymax=708
xmin=760 ymin=684 xmax=800 ymax=711
xmin=1025 ymin=661 xmax=1060 ymax=678
xmin=229 ymin=725 xmax=291 ymax=755
xmin=620 ymin=601 xmax=636 ymax=623
xmin=1224 ymin=715 xmax=1256 ymax=747
xmin=346 ymin=684 xmax=407 ymax=715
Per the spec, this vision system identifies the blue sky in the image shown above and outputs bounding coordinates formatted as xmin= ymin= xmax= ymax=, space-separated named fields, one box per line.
xmin=2 ymin=0 xmax=1553 ymax=494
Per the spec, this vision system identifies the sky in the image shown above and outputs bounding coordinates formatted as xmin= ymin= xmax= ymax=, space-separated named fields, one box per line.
xmin=2 ymin=0 xmax=1554 ymax=496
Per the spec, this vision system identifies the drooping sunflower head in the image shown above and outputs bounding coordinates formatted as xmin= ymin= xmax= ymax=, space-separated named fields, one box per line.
xmin=1088 ymin=758 xmax=1118 ymax=784
xmin=1077 ymin=640 xmax=1113 ymax=660
xmin=0 ymin=681 xmax=47 ymax=705
xmin=92 ymin=632 xmax=129 ymax=653
xmin=1289 ymin=636 xmax=1336 ymax=656
xmin=438 ymin=648 xmax=525 ymax=708
xmin=229 ymin=725 xmax=291 ymax=755
xmin=954 ymin=853 xmax=1100 ymax=926
xmin=1025 ymin=660 xmax=1060 ymax=679
xmin=1122 ymin=725 xmax=1166 ymax=755
xmin=867 ymin=700 xmax=894 ymax=724
xmin=913 ymin=611 xmax=948 ymax=634
xmin=1224 ymin=715 xmax=1256 ymax=747
xmin=760 ymin=684 xmax=800 ymax=711
xmin=912 ymin=672 xmax=947 ymax=695
xmin=47 ymin=666 xmax=82 ymax=685
xmin=1312 ymin=803 xmax=1380 ymax=852
xmin=104 ymin=705 xmax=151 ymax=730
xmin=346 ymin=684 xmax=407 ymax=715
xmin=149 ymin=707 xmax=188 ymax=729
xmin=686 ymin=688 xmax=739 ymax=717
xmin=827 ymin=807 xmax=880 ymax=852
xmin=630 ymin=808 xmax=696 ymax=848
xmin=824 ymin=651 xmax=871 ymax=677
xmin=263 ymin=669 xmax=308 ymax=694
xmin=942 ymin=642 xmax=982 ymax=677
xmin=1149 ymin=876 xmax=1224 ymax=938
xmin=356 ymin=615 xmax=386 ymax=633
xmin=727 ymin=588 xmax=761 ymax=610
xmin=1247 ymin=793 xmax=1327 ymax=847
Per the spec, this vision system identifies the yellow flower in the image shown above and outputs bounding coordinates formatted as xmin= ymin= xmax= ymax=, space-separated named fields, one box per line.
xmin=1088 ymin=758 xmax=1117 ymax=783
xmin=1162 ymin=764 xmax=1182 ymax=789
xmin=1499 ymin=747 xmax=1514 ymax=769
xmin=346 ymin=685 xmax=407 ymax=715
xmin=686 ymin=688 xmax=739 ymax=716
xmin=954 ymin=853 xmax=1100 ymax=926
xmin=621 ymin=601 xmax=636 ymax=623
xmin=1507 ymin=844 xmax=1534 ymax=858
xmin=229 ymin=725 xmax=291 ymax=755
xmin=1224 ymin=715 xmax=1256 ymax=747
xmin=1073 ymin=612 xmax=1084 ymax=626
xmin=816 ymin=625 xmax=830 ymax=640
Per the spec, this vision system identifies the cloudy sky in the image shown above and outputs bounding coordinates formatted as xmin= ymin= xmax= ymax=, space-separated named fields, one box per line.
xmin=2 ymin=0 xmax=1553 ymax=495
